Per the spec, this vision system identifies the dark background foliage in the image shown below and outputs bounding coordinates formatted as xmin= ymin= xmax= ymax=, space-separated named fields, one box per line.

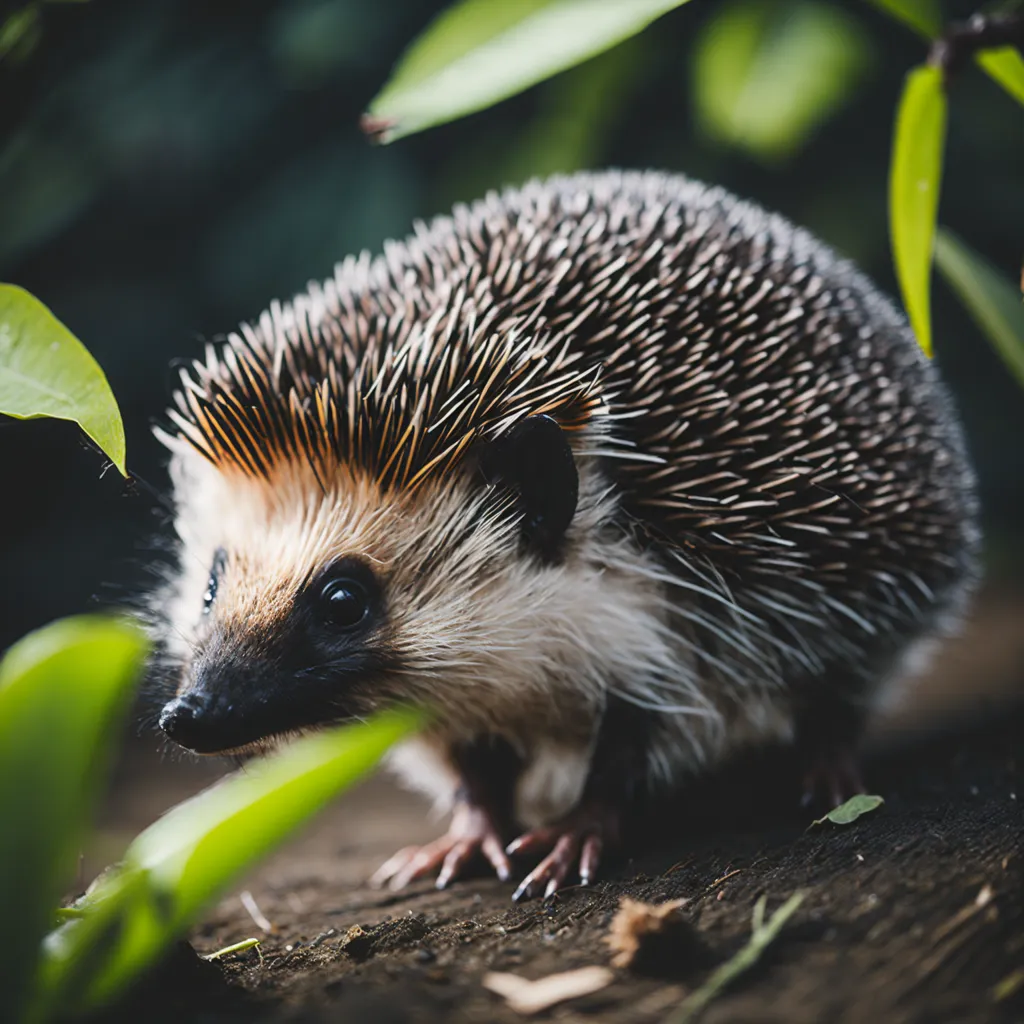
xmin=1 ymin=0 xmax=1021 ymax=656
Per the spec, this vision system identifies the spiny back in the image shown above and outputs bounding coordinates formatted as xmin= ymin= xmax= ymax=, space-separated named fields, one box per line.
xmin=166 ymin=170 xmax=978 ymax=630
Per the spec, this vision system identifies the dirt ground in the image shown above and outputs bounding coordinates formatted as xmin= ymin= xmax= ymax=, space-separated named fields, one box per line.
xmin=88 ymin=587 xmax=1024 ymax=1023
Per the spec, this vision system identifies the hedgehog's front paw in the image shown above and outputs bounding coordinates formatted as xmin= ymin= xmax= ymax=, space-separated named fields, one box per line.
xmin=506 ymin=801 xmax=621 ymax=902
xmin=369 ymin=800 xmax=511 ymax=892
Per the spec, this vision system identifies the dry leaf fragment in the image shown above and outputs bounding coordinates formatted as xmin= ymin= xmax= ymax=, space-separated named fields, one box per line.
xmin=483 ymin=966 xmax=613 ymax=1015
xmin=607 ymin=898 xmax=696 ymax=971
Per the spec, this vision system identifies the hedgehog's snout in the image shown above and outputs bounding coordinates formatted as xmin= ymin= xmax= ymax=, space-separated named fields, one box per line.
xmin=158 ymin=648 xmax=256 ymax=754
xmin=159 ymin=689 xmax=238 ymax=754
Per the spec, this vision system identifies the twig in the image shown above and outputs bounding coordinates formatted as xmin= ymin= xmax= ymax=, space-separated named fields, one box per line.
xmin=929 ymin=12 xmax=1024 ymax=83
xmin=708 ymin=869 xmax=742 ymax=890
xmin=664 ymin=892 xmax=805 ymax=1024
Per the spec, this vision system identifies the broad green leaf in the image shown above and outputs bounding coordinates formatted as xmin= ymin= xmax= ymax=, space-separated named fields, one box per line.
xmin=0 ymin=617 xmax=146 ymax=1024
xmin=692 ymin=0 xmax=870 ymax=163
xmin=976 ymin=47 xmax=1024 ymax=108
xmin=0 ymin=284 xmax=126 ymax=474
xmin=935 ymin=228 xmax=1024 ymax=390
xmin=889 ymin=64 xmax=946 ymax=356
xmin=39 ymin=708 xmax=422 ymax=1011
xmin=812 ymin=793 xmax=884 ymax=826
xmin=364 ymin=0 xmax=692 ymax=142
xmin=860 ymin=0 xmax=939 ymax=39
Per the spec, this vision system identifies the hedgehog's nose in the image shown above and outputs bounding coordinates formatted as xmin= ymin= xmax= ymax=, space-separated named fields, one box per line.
xmin=159 ymin=692 xmax=230 ymax=753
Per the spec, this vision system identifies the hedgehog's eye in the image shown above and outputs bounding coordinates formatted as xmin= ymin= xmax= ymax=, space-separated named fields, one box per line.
xmin=202 ymin=547 xmax=227 ymax=616
xmin=318 ymin=578 xmax=370 ymax=630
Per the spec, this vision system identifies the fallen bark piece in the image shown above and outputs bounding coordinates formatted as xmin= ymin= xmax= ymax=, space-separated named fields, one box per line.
xmin=607 ymin=898 xmax=700 ymax=973
xmin=483 ymin=966 xmax=614 ymax=1015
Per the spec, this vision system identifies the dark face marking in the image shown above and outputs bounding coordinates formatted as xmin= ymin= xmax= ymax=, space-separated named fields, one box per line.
xmin=160 ymin=556 xmax=393 ymax=753
xmin=480 ymin=414 xmax=579 ymax=563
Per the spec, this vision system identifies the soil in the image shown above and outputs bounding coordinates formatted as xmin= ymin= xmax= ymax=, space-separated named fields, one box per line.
xmin=88 ymin=589 xmax=1024 ymax=1024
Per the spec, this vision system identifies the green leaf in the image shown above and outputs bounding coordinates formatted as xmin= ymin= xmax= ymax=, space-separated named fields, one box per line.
xmin=0 ymin=284 xmax=126 ymax=474
xmin=692 ymin=0 xmax=871 ymax=163
xmin=888 ymin=63 xmax=946 ymax=357
xmin=39 ymin=708 xmax=422 ymax=1012
xmin=934 ymin=228 xmax=1024 ymax=391
xmin=976 ymin=47 xmax=1024 ymax=108
xmin=0 ymin=617 xmax=147 ymax=1024
xmin=364 ymin=0 xmax=691 ymax=142
xmin=860 ymin=0 xmax=939 ymax=39
xmin=812 ymin=793 xmax=885 ymax=826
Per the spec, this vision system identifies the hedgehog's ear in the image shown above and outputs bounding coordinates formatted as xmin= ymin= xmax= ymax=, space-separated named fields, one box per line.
xmin=479 ymin=415 xmax=579 ymax=562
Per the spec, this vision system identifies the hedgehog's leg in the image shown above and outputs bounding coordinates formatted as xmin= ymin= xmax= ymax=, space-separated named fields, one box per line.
xmin=506 ymin=696 xmax=648 ymax=901
xmin=370 ymin=737 xmax=520 ymax=891
xmin=800 ymin=745 xmax=867 ymax=809
xmin=795 ymin=685 xmax=869 ymax=809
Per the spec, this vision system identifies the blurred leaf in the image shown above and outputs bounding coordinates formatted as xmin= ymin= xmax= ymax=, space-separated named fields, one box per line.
xmin=859 ymin=0 xmax=939 ymax=38
xmin=269 ymin=0 xmax=386 ymax=87
xmin=888 ymin=63 xmax=946 ymax=356
xmin=692 ymin=0 xmax=871 ymax=164
xmin=1 ymin=1 xmax=90 ymax=65
xmin=0 ymin=617 xmax=146 ymax=1024
xmin=976 ymin=47 xmax=1024 ymax=107
xmin=364 ymin=0 xmax=692 ymax=142
xmin=0 ymin=5 xmax=41 ymax=63
xmin=935 ymin=228 xmax=1024 ymax=390
xmin=0 ymin=284 xmax=126 ymax=474
xmin=811 ymin=793 xmax=884 ymax=826
xmin=39 ymin=708 xmax=422 ymax=1011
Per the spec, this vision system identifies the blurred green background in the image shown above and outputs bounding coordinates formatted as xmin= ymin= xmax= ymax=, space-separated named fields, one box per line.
xmin=1 ymin=0 xmax=1021 ymax=654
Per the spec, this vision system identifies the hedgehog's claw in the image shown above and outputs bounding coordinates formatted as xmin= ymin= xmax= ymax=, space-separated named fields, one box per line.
xmin=507 ymin=803 xmax=617 ymax=902
xmin=369 ymin=801 xmax=510 ymax=891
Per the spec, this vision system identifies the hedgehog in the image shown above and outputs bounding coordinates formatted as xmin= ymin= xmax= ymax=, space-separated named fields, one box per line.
xmin=152 ymin=170 xmax=980 ymax=901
